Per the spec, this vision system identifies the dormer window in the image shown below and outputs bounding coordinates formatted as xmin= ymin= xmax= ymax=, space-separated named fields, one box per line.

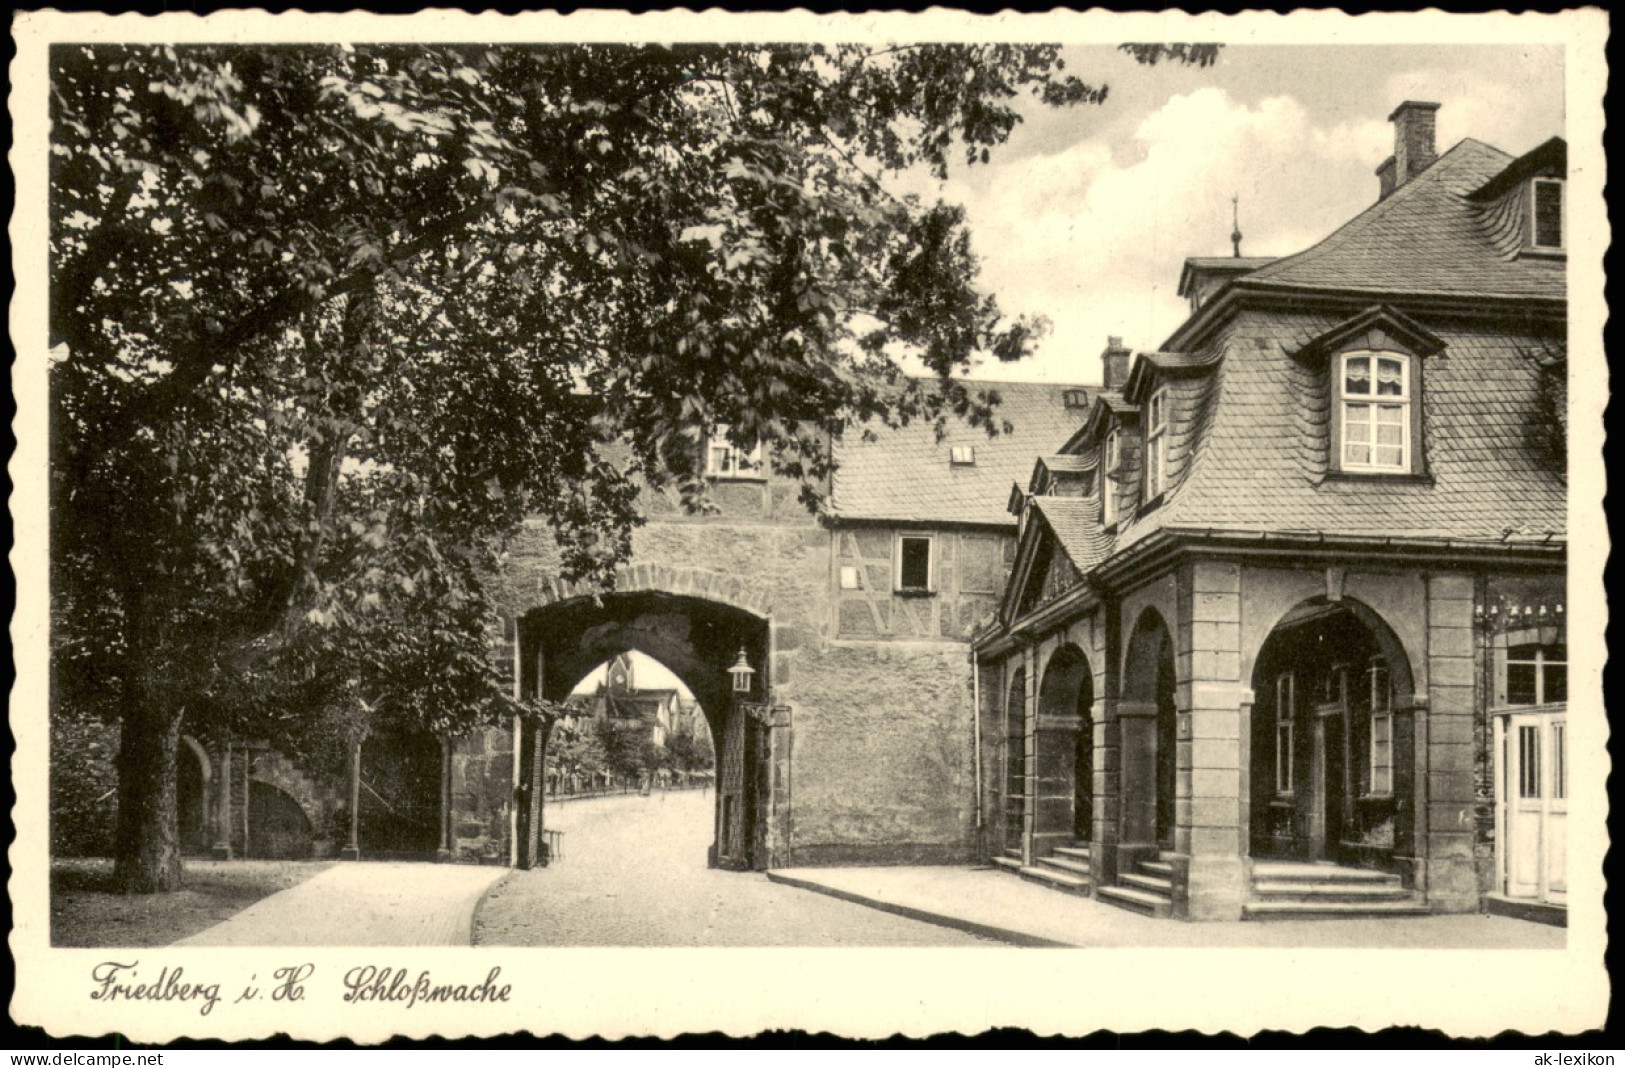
xmin=1530 ymin=178 xmax=1564 ymax=250
xmin=1145 ymin=387 xmax=1169 ymax=500
xmin=1101 ymin=427 xmax=1120 ymax=527
xmin=949 ymin=445 xmax=976 ymax=466
xmin=705 ymin=426 xmax=763 ymax=479
xmin=1339 ymin=352 xmax=1410 ymax=472
xmin=1062 ymin=389 xmax=1089 ymax=409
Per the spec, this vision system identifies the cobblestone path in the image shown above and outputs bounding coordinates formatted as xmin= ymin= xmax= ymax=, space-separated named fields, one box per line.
xmin=473 ymin=790 xmax=988 ymax=947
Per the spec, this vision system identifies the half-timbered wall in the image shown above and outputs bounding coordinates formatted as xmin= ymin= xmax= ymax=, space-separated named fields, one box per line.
xmin=831 ymin=523 xmax=1012 ymax=641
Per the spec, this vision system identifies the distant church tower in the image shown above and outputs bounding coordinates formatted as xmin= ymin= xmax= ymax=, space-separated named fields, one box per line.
xmin=603 ymin=652 xmax=635 ymax=696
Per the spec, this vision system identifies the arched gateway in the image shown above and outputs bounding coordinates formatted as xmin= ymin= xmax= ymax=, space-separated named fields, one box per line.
xmin=512 ymin=585 xmax=781 ymax=871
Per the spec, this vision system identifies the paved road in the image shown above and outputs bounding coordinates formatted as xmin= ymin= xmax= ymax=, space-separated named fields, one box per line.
xmin=175 ymin=862 xmax=507 ymax=947
xmin=474 ymin=790 xmax=987 ymax=946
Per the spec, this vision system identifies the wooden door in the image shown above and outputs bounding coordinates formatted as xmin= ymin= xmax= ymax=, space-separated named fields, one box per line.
xmin=1500 ymin=711 xmax=1564 ymax=902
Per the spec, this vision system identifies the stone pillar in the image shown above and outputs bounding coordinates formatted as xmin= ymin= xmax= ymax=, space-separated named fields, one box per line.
xmin=1424 ymin=573 xmax=1479 ymax=911
xmin=1019 ymin=643 xmax=1038 ymax=866
xmin=1091 ymin=610 xmax=1119 ymax=887
xmin=1091 ymin=692 xmax=1117 ymax=886
xmin=210 ymin=737 xmax=233 ymax=860
xmin=1181 ymin=560 xmax=1247 ymax=921
xmin=437 ymin=734 xmax=454 ymax=861
xmin=341 ymin=733 xmax=363 ymax=861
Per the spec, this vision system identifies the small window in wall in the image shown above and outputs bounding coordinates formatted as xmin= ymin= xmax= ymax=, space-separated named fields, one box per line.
xmin=1507 ymin=644 xmax=1566 ymax=706
xmin=1518 ymin=724 xmax=1542 ymax=799
xmin=895 ymin=535 xmax=934 ymax=594
xmin=949 ymin=445 xmax=976 ymax=465
xmin=838 ymin=565 xmax=862 ymax=590
xmin=1275 ymin=672 xmax=1295 ymax=796
xmin=705 ymin=426 xmax=763 ymax=479
xmin=1531 ymin=178 xmax=1564 ymax=250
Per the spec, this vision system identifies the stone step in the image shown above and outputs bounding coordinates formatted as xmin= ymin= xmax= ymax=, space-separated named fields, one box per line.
xmin=1052 ymin=845 xmax=1091 ymax=862
xmin=1138 ymin=859 xmax=1174 ymax=878
xmin=1252 ymin=881 xmax=1414 ymax=903
xmin=990 ymin=855 xmax=1023 ymax=872
xmin=1097 ymin=884 xmax=1173 ymax=919
xmin=1036 ymin=855 xmax=1091 ymax=877
xmin=1242 ymin=899 xmax=1431 ymax=921
xmin=1251 ymin=861 xmax=1400 ymax=885
xmin=1018 ymin=865 xmax=1091 ymax=895
xmin=1119 ymin=872 xmax=1174 ymax=896
xmin=1003 ymin=846 xmax=1023 ymax=859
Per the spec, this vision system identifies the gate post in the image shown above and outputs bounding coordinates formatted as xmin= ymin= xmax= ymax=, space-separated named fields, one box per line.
xmin=341 ymin=729 xmax=365 ymax=861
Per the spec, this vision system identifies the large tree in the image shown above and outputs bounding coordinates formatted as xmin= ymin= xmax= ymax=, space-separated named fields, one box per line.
xmin=49 ymin=41 xmax=1215 ymax=891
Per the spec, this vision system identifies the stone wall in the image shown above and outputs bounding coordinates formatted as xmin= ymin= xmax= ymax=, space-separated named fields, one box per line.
xmin=472 ymin=470 xmax=1005 ymax=868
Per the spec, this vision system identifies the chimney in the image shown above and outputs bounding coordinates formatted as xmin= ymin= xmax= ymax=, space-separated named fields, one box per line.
xmin=1375 ymin=155 xmax=1398 ymax=200
xmin=1102 ymin=336 xmax=1131 ymax=391
xmin=1389 ymin=101 xmax=1441 ymax=189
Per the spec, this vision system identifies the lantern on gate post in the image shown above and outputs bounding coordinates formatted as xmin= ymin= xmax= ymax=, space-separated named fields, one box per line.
xmin=729 ymin=647 xmax=756 ymax=695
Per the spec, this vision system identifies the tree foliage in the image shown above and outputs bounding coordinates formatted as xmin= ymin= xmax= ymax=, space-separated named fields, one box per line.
xmin=49 ymin=41 xmax=1209 ymax=889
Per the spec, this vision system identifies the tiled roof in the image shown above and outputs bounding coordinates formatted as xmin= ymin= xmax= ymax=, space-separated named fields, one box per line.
xmin=1111 ymin=310 xmax=1566 ymax=550
xmin=1041 ymin=454 xmax=1096 ymax=473
xmin=1234 ymin=139 xmax=1565 ymax=303
xmin=830 ymin=380 xmax=1092 ymax=526
xmin=1030 ymin=496 xmax=1113 ymax=573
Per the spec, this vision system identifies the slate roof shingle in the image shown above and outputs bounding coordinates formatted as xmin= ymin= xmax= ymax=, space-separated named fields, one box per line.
xmin=1232 ymin=139 xmax=1566 ymax=303
xmin=1111 ymin=311 xmax=1566 ymax=550
xmin=1029 ymin=495 xmax=1113 ymax=574
xmin=830 ymin=381 xmax=1091 ymax=526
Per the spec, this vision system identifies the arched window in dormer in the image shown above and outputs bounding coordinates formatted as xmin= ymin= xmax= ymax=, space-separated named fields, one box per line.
xmin=1298 ymin=305 xmax=1442 ymax=481
xmin=1338 ymin=351 xmax=1412 ymax=472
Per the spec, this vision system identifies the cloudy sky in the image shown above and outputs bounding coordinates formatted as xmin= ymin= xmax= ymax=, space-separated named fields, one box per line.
xmin=894 ymin=44 xmax=1565 ymax=384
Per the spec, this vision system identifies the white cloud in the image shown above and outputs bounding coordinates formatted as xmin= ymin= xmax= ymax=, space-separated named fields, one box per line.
xmin=945 ymin=89 xmax=1400 ymax=382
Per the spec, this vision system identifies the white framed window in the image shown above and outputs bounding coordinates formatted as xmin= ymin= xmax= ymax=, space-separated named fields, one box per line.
xmin=1340 ymin=351 xmax=1410 ymax=471
xmin=949 ymin=445 xmax=976 ymax=466
xmin=1368 ymin=658 xmax=1393 ymax=797
xmin=894 ymin=534 xmax=934 ymax=594
xmin=1101 ymin=427 xmax=1120 ymax=527
xmin=1275 ymin=672 xmax=1295 ymax=796
xmin=1145 ymin=387 xmax=1169 ymax=499
xmin=1530 ymin=178 xmax=1564 ymax=250
xmin=1506 ymin=643 xmax=1567 ymax=706
xmin=705 ymin=426 xmax=763 ymax=479
xmin=838 ymin=565 xmax=862 ymax=590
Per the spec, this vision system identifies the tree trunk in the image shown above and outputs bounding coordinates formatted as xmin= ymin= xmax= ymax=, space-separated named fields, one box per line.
xmin=112 ymin=682 xmax=185 ymax=893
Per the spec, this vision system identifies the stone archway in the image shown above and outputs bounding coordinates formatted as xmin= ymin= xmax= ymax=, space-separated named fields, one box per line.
xmin=177 ymin=735 xmax=212 ymax=855
xmin=1248 ymin=596 xmax=1417 ymax=867
xmin=518 ymin=590 xmax=774 ymax=871
xmin=1034 ymin=645 xmax=1093 ymax=856
xmin=1121 ymin=609 xmax=1178 ymax=850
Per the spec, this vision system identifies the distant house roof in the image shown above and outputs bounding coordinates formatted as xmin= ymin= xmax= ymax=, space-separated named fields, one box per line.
xmin=1177 ymin=256 xmax=1277 ymax=299
xmin=829 ymin=380 xmax=1092 ymax=527
xmin=1225 ymin=138 xmax=1566 ymax=306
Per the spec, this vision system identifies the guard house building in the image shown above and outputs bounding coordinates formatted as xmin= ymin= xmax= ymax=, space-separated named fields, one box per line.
xmin=973 ymin=102 xmax=1568 ymax=921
